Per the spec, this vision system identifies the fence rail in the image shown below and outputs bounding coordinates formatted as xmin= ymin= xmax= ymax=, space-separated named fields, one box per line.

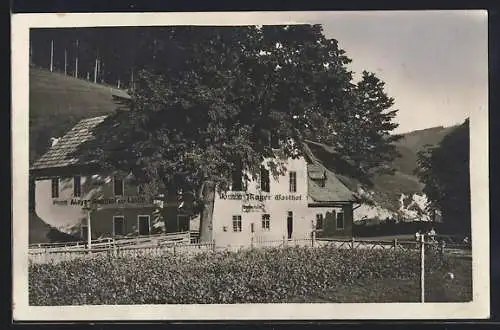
xmin=28 ymin=233 xmax=468 ymax=264
xmin=28 ymin=231 xmax=190 ymax=253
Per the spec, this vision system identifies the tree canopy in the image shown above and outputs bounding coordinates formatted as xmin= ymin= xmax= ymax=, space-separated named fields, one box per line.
xmin=69 ymin=25 xmax=401 ymax=202
xmin=415 ymin=119 xmax=470 ymax=235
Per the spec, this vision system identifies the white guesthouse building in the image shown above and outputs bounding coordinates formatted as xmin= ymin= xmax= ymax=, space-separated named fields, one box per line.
xmin=30 ymin=115 xmax=359 ymax=247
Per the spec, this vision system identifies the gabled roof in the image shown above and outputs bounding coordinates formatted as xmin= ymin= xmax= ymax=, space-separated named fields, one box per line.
xmin=30 ymin=115 xmax=108 ymax=171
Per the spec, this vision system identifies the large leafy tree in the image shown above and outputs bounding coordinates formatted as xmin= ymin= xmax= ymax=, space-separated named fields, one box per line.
xmin=78 ymin=25 xmax=401 ymax=207
xmin=415 ymin=119 xmax=470 ymax=235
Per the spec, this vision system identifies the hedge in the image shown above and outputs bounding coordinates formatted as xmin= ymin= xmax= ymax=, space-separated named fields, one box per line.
xmin=29 ymin=246 xmax=450 ymax=305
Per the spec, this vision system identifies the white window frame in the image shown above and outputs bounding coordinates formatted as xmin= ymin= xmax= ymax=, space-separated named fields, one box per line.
xmin=73 ymin=175 xmax=82 ymax=197
xmin=113 ymin=215 xmax=125 ymax=237
xmin=262 ymin=213 xmax=270 ymax=230
xmin=232 ymin=215 xmax=242 ymax=232
xmin=137 ymin=215 xmax=151 ymax=236
xmin=336 ymin=212 xmax=345 ymax=230
xmin=113 ymin=175 xmax=124 ymax=197
xmin=289 ymin=171 xmax=297 ymax=193
xmin=51 ymin=177 xmax=59 ymax=198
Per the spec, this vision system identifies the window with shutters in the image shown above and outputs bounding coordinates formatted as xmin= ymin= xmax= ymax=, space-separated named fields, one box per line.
xmin=232 ymin=215 xmax=242 ymax=232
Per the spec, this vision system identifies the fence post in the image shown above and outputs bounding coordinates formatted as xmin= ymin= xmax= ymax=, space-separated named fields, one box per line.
xmin=311 ymin=231 xmax=316 ymax=247
xmin=282 ymin=235 xmax=286 ymax=247
xmin=173 ymin=242 xmax=176 ymax=256
xmin=420 ymin=234 xmax=425 ymax=303
xmin=212 ymin=239 xmax=216 ymax=251
xmin=351 ymin=237 xmax=355 ymax=249
xmin=393 ymin=238 xmax=398 ymax=249
xmin=251 ymin=236 xmax=254 ymax=249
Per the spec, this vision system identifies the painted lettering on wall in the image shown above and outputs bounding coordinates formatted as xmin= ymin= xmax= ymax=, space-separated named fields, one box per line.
xmin=219 ymin=192 xmax=302 ymax=201
xmin=52 ymin=196 xmax=151 ymax=206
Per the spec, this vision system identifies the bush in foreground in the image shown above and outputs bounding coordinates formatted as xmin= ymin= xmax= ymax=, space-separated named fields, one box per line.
xmin=29 ymin=246 xmax=461 ymax=305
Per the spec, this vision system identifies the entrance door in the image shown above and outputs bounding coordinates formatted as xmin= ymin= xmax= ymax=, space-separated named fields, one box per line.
xmin=113 ymin=216 xmax=125 ymax=236
xmin=138 ymin=215 xmax=150 ymax=236
xmin=287 ymin=211 xmax=293 ymax=239
xmin=177 ymin=215 xmax=190 ymax=232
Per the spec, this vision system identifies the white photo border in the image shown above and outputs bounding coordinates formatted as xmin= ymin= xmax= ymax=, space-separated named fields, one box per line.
xmin=11 ymin=11 xmax=490 ymax=321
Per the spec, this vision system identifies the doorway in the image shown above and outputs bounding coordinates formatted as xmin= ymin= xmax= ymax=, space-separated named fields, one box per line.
xmin=138 ymin=215 xmax=151 ymax=236
xmin=177 ymin=214 xmax=190 ymax=232
xmin=287 ymin=211 xmax=293 ymax=239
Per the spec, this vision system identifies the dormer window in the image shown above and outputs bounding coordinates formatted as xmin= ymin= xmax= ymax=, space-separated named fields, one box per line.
xmin=309 ymin=170 xmax=326 ymax=188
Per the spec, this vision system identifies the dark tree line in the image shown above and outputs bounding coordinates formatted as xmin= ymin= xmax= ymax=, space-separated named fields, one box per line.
xmin=415 ymin=119 xmax=470 ymax=235
xmin=30 ymin=27 xmax=171 ymax=88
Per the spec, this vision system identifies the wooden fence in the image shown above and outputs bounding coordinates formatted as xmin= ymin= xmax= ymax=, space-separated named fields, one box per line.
xmin=28 ymin=232 xmax=465 ymax=264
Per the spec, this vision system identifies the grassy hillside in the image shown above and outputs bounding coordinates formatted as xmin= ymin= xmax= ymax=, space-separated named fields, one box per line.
xmin=392 ymin=126 xmax=457 ymax=176
xmin=29 ymin=68 xmax=130 ymax=165
xmin=308 ymin=124 xmax=460 ymax=212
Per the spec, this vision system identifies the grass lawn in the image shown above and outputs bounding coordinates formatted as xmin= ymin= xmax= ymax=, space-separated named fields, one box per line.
xmin=289 ymin=255 xmax=472 ymax=303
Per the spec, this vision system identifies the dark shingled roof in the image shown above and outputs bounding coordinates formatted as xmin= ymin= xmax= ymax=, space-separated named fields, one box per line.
xmin=30 ymin=115 xmax=108 ymax=170
xmin=307 ymin=163 xmax=355 ymax=202
xmin=303 ymin=141 xmax=356 ymax=202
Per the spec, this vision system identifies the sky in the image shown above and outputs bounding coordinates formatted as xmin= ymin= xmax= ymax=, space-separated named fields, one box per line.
xmin=23 ymin=11 xmax=489 ymax=134
xmin=289 ymin=11 xmax=488 ymax=134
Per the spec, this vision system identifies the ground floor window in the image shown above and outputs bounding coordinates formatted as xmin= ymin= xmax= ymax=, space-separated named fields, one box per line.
xmin=138 ymin=215 xmax=151 ymax=236
xmin=336 ymin=212 xmax=344 ymax=230
xmin=262 ymin=214 xmax=270 ymax=230
xmin=316 ymin=213 xmax=324 ymax=230
xmin=232 ymin=215 xmax=242 ymax=232
xmin=113 ymin=216 xmax=125 ymax=236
